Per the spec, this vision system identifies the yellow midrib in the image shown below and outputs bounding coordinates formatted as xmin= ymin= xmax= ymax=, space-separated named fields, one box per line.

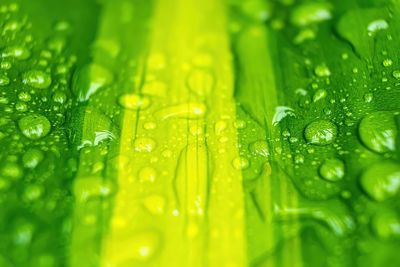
xmin=100 ymin=0 xmax=247 ymax=266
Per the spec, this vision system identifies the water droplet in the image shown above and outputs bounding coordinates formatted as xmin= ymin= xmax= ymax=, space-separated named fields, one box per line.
xmin=23 ymin=70 xmax=52 ymax=89
xmin=359 ymin=111 xmax=396 ymax=153
xmin=143 ymin=122 xmax=157 ymax=130
xmin=157 ymin=102 xmax=206 ymax=120
xmin=127 ymin=231 xmax=160 ymax=261
xmin=1 ymin=60 xmax=12 ymax=70
xmin=22 ymin=148 xmax=44 ymax=169
xmin=363 ymin=93 xmax=373 ymax=103
xmin=2 ymin=46 xmax=31 ymax=60
xmin=294 ymin=154 xmax=304 ymax=164
xmin=1 ymin=162 xmax=23 ymax=179
xmin=143 ymin=195 xmax=166 ymax=214
xmin=382 ymin=58 xmax=393 ymax=67
xmin=392 ymin=70 xmax=400 ymax=80
xmin=18 ymin=92 xmax=31 ymax=102
xmin=133 ymin=138 xmax=156 ymax=152
xmin=314 ymin=64 xmax=331 ymax=77
xmin=53 ymin=90 xmax=67 ymax=104
xmin=138 ymin=167 xmax=157 ymax=183
xmin=18 ymin=114 xmax=51 ymax=140
xmin=72 ymin=63 xmax=113 ymax=102
xmin=313 ymin=89 xmax=327 ymax=102
xmin=23 ymin=184 xmax=44 ymax=202
xmin=371 ymin=210 xmax=400 ymax=239
xmin=360 ymin=161 xmax=400 ymax=202
xmin=214 ymin=121 xmax=227 ymax=135
xmin=290 ymin=2 xmax=332 ymax=27
xmin=367 ymin=19 xmax=389 ymax=34
xmin=118 ymin=93 xmax=150 ymax=110
xmin=233 ymin=120 xmax=247 ymax=129
xmin=304 ymin=120 xmax=337 ymax=145
xmin=248 ymin=140 xmax=269 ymax=157
xmin=73 ymin=176 xmax=115 ymax=202
xmin=293 ymin=28 xmax=316 ymax=44
xmin=272 ymin=106 xmax=295 ymax=126
xmin=0 ymin=74 xmax=10 ymax=86
xmin=232 ymin=157 xmax=250 ymax=170
xmin=240 ymin=0 xmax=271 ymax=22
xmin=319 ymin=158 xmax=345 ymax=182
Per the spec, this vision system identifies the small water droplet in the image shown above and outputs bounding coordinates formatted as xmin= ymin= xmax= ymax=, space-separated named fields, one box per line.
xmin=290 ymin=2 xmax=332 ymax=27
xmin=138 ymin=167 xmax=157 ymax=183
xmin=232 ymin=157 xmax=250 ymax=170
xmin=143 ymin=195 xmax=166 ymax=214
xmin=0 ymin=74 xmax=10 ymax=86
xmin=118 ymin=93 xmax=150 ymax=110
xmin=157 ymin=103 xmax=206 ymax=120
xmin=133 ymin=138 xmax=156 ymax=152
xmin=314 ymin=64 xmax=331 ymax=77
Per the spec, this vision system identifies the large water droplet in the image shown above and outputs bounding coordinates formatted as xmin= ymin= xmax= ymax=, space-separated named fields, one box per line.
xmin=290 ymin=2 xmax=332 ymax=27
xmin=360 ymin=161 xmax=400 ymax=202
xmin=248 ymin=140 xmax=269 ymax=157
xmin=22 ymin=148 xmax=44 ymax=169
xmin=18 ymin=114 xmax=51 ymax=140
xmin=22 ymin=70 xmax=52 ymax=89
xmin=304 ymin=120 xmax=337 ymax=145
xmin=319 ymin=158 xmax=345 ymax=182
xmin=2 ymin=46 xmax=31 ymax=60
xmin=371 ymin=210 xmax=400 ymax=239
xmin=359 ymin=111 xmax=397 ymax=153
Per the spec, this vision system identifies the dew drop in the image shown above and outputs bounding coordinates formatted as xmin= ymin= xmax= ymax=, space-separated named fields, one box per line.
xmin=248 ymin=140 xmax=269 ymax=157
xmin=22 ymin=148 xmax=44 ymax=169
xmin=304 ymin=120 xmax=337 ymax=145
xmin=143 ymin=195 xmax=166 ymax=214
xmin=290 ymin=2 xmax=332 ymax=27
xmin=232 ymin=157 xmax=250 ymax=170
xmin=138 ymin=167 xmax=157 ymax=183
xmin=157 ymin=102 xmax=206 ymax=120
xmin=314 ymin=64 xmax=331 ymax=77
xmin=360 ymin=161 xmax=400 ymax=202
xmin=118 ymin=93 xmax=150 ymax=110
xmin=359 ymin=111 xmax=396 ymax=153
xmin=0 ymin=74 xmax=10 ymax=86
xmin=133 ymin=138 xmax=156 ymax=152
xmin=2 ymin=46 xmax=31 ymax=60
xmin=23 ymin=70 xmax=52 ymax=89
xmin=319 ymin=158 xmax=345 ymax=182
xmin=18 ymin=114 xmax=51 ymax=140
